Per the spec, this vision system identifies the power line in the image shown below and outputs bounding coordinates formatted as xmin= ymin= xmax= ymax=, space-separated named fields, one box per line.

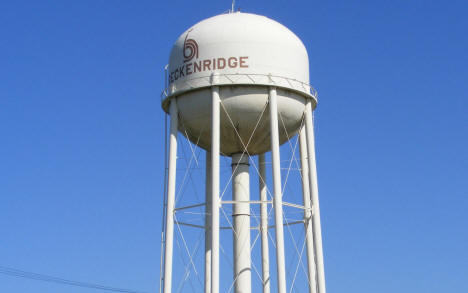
xmin=0 ymin=266 xmax=150 ymax=293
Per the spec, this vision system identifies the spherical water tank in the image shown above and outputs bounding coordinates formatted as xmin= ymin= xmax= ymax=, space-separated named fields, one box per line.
xmin=162 ymin=12 xmax=317 ymax=156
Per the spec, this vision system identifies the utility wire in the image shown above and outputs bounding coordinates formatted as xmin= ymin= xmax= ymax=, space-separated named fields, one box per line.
xmin=0 ymin=266 xmax=149 ymax=293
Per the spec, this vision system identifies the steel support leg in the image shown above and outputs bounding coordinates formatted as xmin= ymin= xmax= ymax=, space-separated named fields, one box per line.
xmin=269 ymin=87 xmax=287 ymax=293
xmin=304 ymin=101 xmax=326 ymax=293
xmin=299 ymin=126 xmax=318 ymax=293
xmin=259 ymin=154 xmax=271 ymax=293
xmin=163 ymin=99 xmax=178 ymax=293
xmin=205 ymin=152 xmax=212 ymax=293
xmin=211 ymin=86 xmax=220 ymax=293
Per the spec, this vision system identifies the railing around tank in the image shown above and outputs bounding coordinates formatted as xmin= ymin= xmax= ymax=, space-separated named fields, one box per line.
xmin=160 ymin=71 xmax=318 ymax=103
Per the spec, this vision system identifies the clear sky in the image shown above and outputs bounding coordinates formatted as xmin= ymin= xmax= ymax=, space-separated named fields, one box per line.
xmin=1 ymin=0 xmax=467 ymax=292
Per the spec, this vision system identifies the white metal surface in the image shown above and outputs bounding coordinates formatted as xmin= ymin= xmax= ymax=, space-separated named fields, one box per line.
xmin=174 ymin=86 xmax=309 ymax=155
xmin=210 ymin=86 xmax=220 ymax=293
xmin=299 ymin=126 xmax=317 ymax=293
xmin=165 ymin=12 xmax=311 ymax=99
xmin=163 ymin=99 xmax=178 ymax=293
xmin=162 ymin=12 xmax=317 ymax=156
xmin=258 ymin=154 xmax=271 ymax=293
xmin=161 ymin=73 xmax=316 ymax=103
xmin=304 ymin=101 xmax=326 ymax=293
xmin=231 ymin=154 xmax=251 ymax=293
xmin=269 ymin=87 xmax=287 ymax=293
xmin=205 ymin=152 xmax=212 ymax=293
xmin=161 ymin=11 xmax=326 ymax=293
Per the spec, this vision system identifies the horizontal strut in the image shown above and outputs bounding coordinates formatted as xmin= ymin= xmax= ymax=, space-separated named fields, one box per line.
xmin=221 ymin=200 xmax=272 ymax=205
xmin=174 ymin=220 xmax=305 ymax=230
xmin=174 ymin=202 xmax=206 ymax=211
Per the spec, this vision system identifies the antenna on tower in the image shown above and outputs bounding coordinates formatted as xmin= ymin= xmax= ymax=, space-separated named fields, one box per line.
xmin=231 ymin=0 xmax=235 ymax=13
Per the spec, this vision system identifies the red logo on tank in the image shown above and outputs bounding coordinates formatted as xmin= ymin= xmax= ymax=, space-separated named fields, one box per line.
xmin=183 ymin=30 xmax=198 ymax=63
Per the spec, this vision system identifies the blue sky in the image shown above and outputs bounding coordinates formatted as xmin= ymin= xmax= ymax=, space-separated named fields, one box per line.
xmin=1 ymin=0 xmax=467 ymax=292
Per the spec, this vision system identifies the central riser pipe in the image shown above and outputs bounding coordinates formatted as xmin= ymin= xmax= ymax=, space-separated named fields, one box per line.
xmin=231 ymin=154 xmax=251 ymax=293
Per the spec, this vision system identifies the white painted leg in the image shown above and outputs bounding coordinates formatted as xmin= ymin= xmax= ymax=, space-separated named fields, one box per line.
xmin=163 ymin=99 xmax=178 ymax=293
xmin=259 ymin=154 xmax=271 ymax=293
xmin=269 ymin=87 xmax=287 ymax=293
xmin=299 ymin=126 xmax=317 ymax=293
xmin=205 ymin=152 xmax=212 ymax=293
xmin=304 ymin=101 xmax=326 ymax=293
xmin=211 ymin=86 xmax=220 ymax=293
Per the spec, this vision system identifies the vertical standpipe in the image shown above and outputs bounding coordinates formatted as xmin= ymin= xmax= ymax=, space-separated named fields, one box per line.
xmin=163 ymin=99 xmax=178 ymax=293
xmin=304 ymin=101 xmax=326 ymax=293
xmin=232 ymin=154 xmax=251 ymax=293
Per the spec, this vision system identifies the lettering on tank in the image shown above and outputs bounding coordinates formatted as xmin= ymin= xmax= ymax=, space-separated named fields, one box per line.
xmin=169 ymin=31 xmax=249 ymax=83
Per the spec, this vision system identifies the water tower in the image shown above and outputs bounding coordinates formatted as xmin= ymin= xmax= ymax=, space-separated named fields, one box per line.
xmin=160 ymin=12 xmax=326 ymax=293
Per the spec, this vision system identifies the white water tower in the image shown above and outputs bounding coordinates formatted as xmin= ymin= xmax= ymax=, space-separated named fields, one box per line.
xmin=160 ymin=11 xmax=326 ymax=293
